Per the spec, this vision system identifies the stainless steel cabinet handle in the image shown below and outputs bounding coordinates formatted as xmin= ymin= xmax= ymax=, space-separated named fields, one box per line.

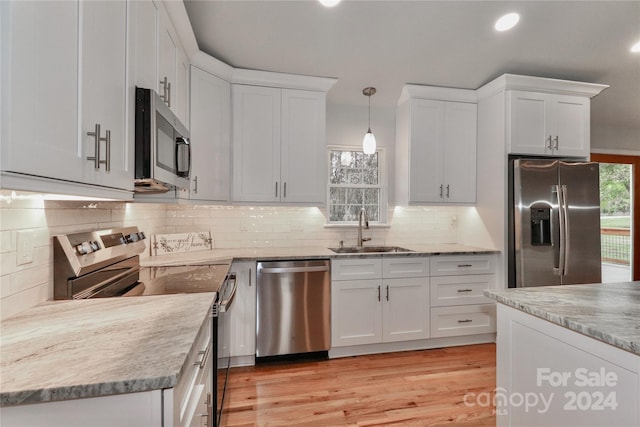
xmin=166 ymin=81 xmax=171 ymax=107
xmin=104 ymin=129 xmax=111 ymax=172
xmin=377 ymin=285 xmax=381 ymax=302
xmin=86 ymin=123 xmax=101 ymax=169
xmin=457 ymin=264 xmax=473 ymax=268
xmin=284 ymin=182 xmax=287 ymax=198
xmin=193 ymin=345 xmax=210 ymax=369
xmin=446 ymin=184 xmax=450 ymax=198
xmin=546 ymin=135 xmax=553 ymax=150
xmin=275 ymin=182 xmax=278 ymax=198
xmin=553 ymin=135 xmax=559 ymax=151
xmin=457 ymin=289 xmax=473 ymax=293
xmin=87 ymin=124 xmax=109 ymax=171
xmin=193 ymin=176 xmax=198 ymax=194
xmin=249 ymin=267 xmax=252 ymax=287
xmin=386 ymin=285 xmax=389 ymax=301
xmin=439 ymin=184 xmax=443 ymax=198
xmin=159 ymin=76 xmax=169 ymax=105
xmin=458 ymin=319 xmax=473 ymax=323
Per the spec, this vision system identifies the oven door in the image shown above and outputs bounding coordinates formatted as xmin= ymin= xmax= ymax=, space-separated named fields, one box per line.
xmin=214 ymin=273 xmax=236 ymax=427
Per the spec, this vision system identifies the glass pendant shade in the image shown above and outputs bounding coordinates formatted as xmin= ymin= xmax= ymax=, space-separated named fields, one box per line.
xmin=363 ymin=129 xmax=376 ymax=154
xmin=362 ymin=87 xmax=376 ymax=155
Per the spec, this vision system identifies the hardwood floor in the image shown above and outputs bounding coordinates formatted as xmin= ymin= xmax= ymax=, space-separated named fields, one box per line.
xmin=224 ymin=343 xmax=496 ymax=426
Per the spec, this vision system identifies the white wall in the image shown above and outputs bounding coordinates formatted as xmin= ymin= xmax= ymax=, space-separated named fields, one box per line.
xmin=591 ymin=122 xmax=640 ymax=154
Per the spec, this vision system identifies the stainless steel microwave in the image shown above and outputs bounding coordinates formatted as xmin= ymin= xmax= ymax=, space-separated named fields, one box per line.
xmin=134 ymin=87 xmax=190 ymax=193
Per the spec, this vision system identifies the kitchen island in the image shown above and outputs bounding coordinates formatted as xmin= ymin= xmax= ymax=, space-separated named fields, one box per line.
xmin=0 ymin=293 xmax=216 ymax=425
xmin=484 ymin=282 xmax=640 ymax=427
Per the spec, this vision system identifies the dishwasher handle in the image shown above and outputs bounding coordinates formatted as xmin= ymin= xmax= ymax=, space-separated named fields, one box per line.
xmin=259 ymin=265 xmax=329 ymax=274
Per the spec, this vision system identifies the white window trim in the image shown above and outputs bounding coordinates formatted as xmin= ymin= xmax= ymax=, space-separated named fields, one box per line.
xmin=326 ymin=145 xmax=388 ymax=225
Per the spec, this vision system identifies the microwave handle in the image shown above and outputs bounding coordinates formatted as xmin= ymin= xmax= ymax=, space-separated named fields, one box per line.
xmin=175 ymin=137 xmax=191 ymax=178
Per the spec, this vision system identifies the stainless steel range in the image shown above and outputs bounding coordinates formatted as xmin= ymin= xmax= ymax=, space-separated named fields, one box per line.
xmin=53 ymin=226 xmax=235 ymax=427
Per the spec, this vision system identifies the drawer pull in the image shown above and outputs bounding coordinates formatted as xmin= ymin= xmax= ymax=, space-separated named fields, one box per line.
xmin=457 ymin=264 xmax=473 ymax=268
xmin=457 ymin=289 xmax=473 ymax=293
xmin=193 ymin=346 xmax=210 ymax=369
xmin=458 ymin=319 xmax=473 ymax=323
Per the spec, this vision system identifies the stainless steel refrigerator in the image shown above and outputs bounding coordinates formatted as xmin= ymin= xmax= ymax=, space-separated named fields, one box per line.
xmin=508 ymin=158 xmax=602 ymax=287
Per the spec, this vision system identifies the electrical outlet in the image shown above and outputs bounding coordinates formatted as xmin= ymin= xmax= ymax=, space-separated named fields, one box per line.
xmin=16 ymin=230 xmax=34 ymax=266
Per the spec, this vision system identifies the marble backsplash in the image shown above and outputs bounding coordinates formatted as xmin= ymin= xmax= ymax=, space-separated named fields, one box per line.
xmin=0 ymin=189 xmax=463 ymax=319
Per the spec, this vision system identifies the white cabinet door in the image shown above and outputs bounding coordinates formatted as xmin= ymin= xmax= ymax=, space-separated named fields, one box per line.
xmin=401 ymin=98 xmax=477 ymax=204
xmin=80 ymin=0 xmax=131 ymax=191
xmin=232 ymin=85 xmax=281 ymax=202
xmin=132 ymin=0 xmax=158 ymax=91
xmin=189 ymin=67 xmax=230 ymax=202
xmin=228 ymin=261 xmax=256 ymax=359
xmin=382 ymin=278 xmax=430 ymax=342
xmin=508 ymin=91 xmax=590 ymax=158
xmin=280 ymin=89 xmax=326 ymax=203
xmin=174 ymin=48 xmax=190 ymax=128
xmin=331 ymin=279 xmax=383 ymax=347
xmin=442 ymin=102 xmax=477 ymax=203
xmin=1 ymin=1 xmax=81 ymax=182
xmin=552 ymin=95 xmax=590 ymax=157
xmin=408 ymin=99 xmax=443 ymax=203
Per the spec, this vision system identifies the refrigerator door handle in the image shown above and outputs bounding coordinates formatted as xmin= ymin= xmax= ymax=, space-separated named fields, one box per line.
xmin=561 ymin=185 xmax=570 ymax=276
xmin=557 ymin=184 xmax=569 ymax=277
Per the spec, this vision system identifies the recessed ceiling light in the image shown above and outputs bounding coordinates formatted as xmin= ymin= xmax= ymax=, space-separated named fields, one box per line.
xmin=495 ymin=13 xmax=520 ymax=32
xmin=631 ymin=40 xmax=640 ymax=53
xmin=319 ymin=0 xmax=341 ymax=7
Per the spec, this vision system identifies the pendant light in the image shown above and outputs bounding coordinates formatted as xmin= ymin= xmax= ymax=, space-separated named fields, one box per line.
xmin=362 ymin=87 xmax=376 ymax=155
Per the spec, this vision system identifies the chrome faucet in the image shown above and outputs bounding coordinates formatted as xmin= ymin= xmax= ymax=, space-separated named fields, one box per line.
xmin=357 ymin=208 xmax=371 ymax=247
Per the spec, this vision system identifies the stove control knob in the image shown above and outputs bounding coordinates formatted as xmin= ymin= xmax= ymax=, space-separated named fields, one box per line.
xmin=76 ymin=242 xmax=93 ymax=255
xmin=138 ymin=231 xmax=146 ymax=240
xmin=89 ymin=241 xmax=100 ymax=251
xmin=126 ymin=233 xmax=139 ymax=243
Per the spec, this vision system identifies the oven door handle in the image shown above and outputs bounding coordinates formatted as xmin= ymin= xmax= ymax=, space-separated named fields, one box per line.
xmin=219 ymin=273 xmax=237 ymax=313
xmin=73 ymin=266 xmax=141 ymax=299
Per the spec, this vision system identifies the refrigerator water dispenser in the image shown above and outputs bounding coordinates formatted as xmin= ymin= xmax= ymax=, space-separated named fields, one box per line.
xmin=530 ymin=206 xmax=551 ymax=246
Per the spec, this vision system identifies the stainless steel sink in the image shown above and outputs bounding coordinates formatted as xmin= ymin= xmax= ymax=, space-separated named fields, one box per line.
xmin=329 ymin=246 xmax=414 ymax=254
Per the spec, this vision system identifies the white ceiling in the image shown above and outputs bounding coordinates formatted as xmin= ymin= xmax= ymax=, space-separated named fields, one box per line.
xmin=184 ymin=0 xmax=640 ymax=133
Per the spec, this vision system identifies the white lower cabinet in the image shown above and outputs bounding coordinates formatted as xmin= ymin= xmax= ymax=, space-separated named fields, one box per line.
xmin=331 ymin=257 xmax=430 ymax=348
xmin=228 ymin=261 xmax=257 ymax=365
xmin=429 ymin=255 xmax=497 ymax=338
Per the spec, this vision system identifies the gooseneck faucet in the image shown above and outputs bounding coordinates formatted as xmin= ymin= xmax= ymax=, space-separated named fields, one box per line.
xmin=357 ymin=208 xmax=371 ymax=247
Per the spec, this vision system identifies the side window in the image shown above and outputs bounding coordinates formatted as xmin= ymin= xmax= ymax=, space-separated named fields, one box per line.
xmin=328 ymin=148 xmax=385 ymax=223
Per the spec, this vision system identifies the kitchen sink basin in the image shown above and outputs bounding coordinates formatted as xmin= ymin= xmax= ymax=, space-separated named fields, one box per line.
xmin=329 ymin=246 xmax=414 ymax=254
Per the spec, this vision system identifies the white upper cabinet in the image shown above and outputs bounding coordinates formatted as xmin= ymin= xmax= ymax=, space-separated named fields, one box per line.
xmin=1 ymin=1 xmax=81 ymax=183
xmin=507 ymin=90 xmax=590 ymax=157
xmin=231 ymin=73 xmax=335 ymax=204
xmin=80 ymin=0 xmax=130 ymax=191
xmin=232 ymin=85 xmax=282 ymax=203
xmin=1 ymin=0 xmax=133 ymax=197
xmin=157 ymin=4 xmax=189 ymax=126
xmin=396 ymin=86 xmax=477 ymax=205
xmin=132 ymin=0 xmax=158 ymax=91
xmin=280 ymin=89 xmax=327 ymax=203
xmin=189 ymin=66 xmax=231 ymax=202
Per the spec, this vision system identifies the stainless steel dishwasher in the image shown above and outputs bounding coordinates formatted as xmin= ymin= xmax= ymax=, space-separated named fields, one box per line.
xmin=256 ymin=259 xmax=330 ymax=358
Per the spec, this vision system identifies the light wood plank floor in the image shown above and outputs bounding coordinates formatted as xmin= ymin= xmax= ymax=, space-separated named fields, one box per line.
xmin=225 ymin=343 xmax=496 ymax=426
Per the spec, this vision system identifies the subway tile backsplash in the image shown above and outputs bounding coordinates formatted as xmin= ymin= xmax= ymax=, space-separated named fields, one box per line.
xmin=0 ymin=190 xmax=462 ymax=319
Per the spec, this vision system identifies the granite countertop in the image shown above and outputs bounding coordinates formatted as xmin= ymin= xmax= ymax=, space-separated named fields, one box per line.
xmin=0 ymin=293 xmax=215 ymax=406
xmin=484 ymin=282 xmax=640 ymax=356
xmin=141 ymin=244 xmax=498 ymax=267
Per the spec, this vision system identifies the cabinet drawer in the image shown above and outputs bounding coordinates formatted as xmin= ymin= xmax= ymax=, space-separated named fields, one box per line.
xmin=430 ymin=275 xmax=495 ymax=307
xmin=382 ymin=257 xmax=429 ymax=278
xmin=332 ymin=258 xmax=382 ymax=281
xmin=430 ymin=255 xmax=495 ymax=276
xmin=430 ymin=304 xmax=496 ymax=338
